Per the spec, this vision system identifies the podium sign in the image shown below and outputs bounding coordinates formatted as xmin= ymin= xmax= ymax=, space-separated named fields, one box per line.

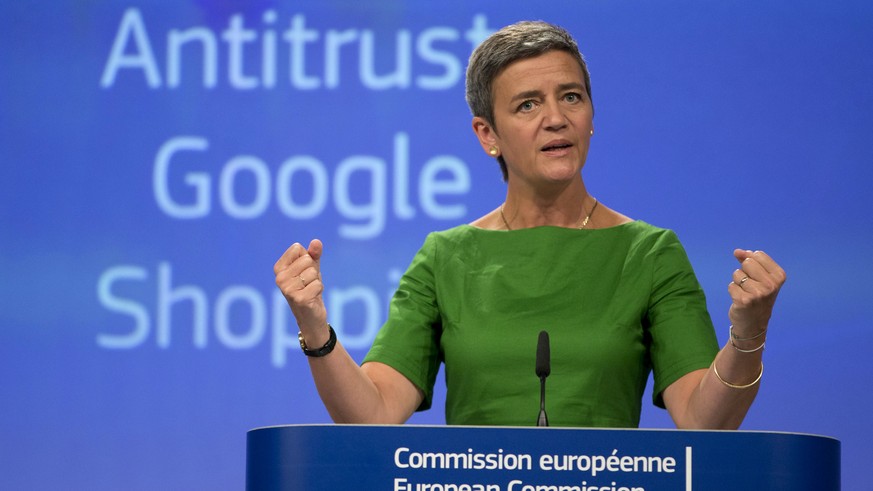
xmin=247 ymin=425 xmax=839 ymax=490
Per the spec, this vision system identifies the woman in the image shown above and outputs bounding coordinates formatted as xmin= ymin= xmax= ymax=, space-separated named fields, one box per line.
xmin=274 ymin=21 xmax=785 ymax=429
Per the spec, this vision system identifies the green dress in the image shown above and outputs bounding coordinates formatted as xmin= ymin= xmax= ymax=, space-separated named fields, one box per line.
xmin=362 ymin=221 xmax=719 ymax=427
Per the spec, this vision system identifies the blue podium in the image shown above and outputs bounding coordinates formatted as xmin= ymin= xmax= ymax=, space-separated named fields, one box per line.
xmin=246 ymin=425 xmax=839 ymax=490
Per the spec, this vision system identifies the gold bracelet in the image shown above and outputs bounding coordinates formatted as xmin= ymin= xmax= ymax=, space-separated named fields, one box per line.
xmin=713 ymin=361 xmax=764 ymax=389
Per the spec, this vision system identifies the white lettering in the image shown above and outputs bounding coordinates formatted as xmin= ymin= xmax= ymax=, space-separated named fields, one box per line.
xmin=393 ymin=447 xmax=531 ymax=471
xmin=271 ymin=290 xmax=296 ymax=368
xmin=219 ymin=155 xmax=271 ymax=219
xmin=359 ymin=30 xmax=411 ymax=89
xmin=334 ymin=156 xmax=387 ymax=239
xmin=152 ymin=133 xmax=470 ymax=239
xmin=222 ymin=14 xmax=259 ymax=89
xmin=100 ymin=11 xmax=497 ymax=91
xmin=395 ymin=447 xmax=410 ymax=468
xmin=275 ymin=156 xmax=329 ymax=219
xmin=153 ymin=136 xmax=211 ymax=218
xmin=96 ymin=266 xmax=150 ymax=348
xmin=215 ymin=286 xmax=266 ymax=348
xmin=416 ymin=28 xmax=462 ymax=90
xmin=419 ymin=156 xmax=470 ymax=219
xmin=284 ymin=14 xmax=320 ymax=89
xmin=393 ymin=133 xmax=415 ymax=219
xmin=329 ymin=287 xmax=381 ymax=350
xmin=464 ymin=14 xmax=494 ymax=49
xmin=167 ymin=26 xmax=218 ymax=88
xmin=538 ymin=450 xmax=679 ymax=477
xmin=261 ymin=10 xmax=278 ymax=87
xmin=157 ymin=262 xmax=208 ymax=348
xmin=100 ymin=8 xmax=162 ymax=88
xmin=324 ymin=28 xmax=357 ymax=88
xmin=97 ymin=263 xmax=402 ymax=366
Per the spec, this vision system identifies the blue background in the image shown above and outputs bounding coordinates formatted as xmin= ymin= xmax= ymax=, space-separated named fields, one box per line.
xmin=2 ymin=1 xmax=871 ymax=489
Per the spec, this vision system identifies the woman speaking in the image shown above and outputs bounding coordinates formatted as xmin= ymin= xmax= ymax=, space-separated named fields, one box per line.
xmin=273 ymin=21 xmax=785 ymax=429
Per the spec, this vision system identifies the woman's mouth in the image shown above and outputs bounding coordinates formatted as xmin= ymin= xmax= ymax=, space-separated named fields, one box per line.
xmin=541 ymin=141 xmax=573 ymax=152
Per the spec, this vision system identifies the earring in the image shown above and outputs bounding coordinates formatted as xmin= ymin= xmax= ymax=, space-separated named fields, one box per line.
xmin=590 ymin=129 xmax=594 ymax=135
xmin=489 ymin=146 xmax=499 ymax=156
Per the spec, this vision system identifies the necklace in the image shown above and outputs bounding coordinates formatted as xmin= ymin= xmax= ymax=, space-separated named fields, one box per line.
xmin=500 ymin=198 xmax=599 ymax=230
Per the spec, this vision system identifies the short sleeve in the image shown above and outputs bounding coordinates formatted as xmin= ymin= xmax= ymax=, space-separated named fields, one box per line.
xmin=646 ymin=230 xmax=719 ymax=408
xmin=362 ymin=234 xmax=443 ymax=411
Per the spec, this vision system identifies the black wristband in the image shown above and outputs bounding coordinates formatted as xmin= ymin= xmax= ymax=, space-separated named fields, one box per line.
xmin=298 ymin=324 xmax=337 ymax=357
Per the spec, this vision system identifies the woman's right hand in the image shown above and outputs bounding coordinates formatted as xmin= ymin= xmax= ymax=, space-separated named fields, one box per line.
xmin=274 ymin=238 xmax=424 ymax=423
xmin=274 ymin=239 xmax=328 ymax=343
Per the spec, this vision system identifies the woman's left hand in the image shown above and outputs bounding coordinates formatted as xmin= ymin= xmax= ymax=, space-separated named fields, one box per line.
xmin=728 ymin=249 xmax=787 ymax=335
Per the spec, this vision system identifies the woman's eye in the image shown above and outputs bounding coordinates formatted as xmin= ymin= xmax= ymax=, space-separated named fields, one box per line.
xmin=519 ymin=100 xmax=535 ymax=112
xmin=564 ymin=93 xmax=581 ymax=103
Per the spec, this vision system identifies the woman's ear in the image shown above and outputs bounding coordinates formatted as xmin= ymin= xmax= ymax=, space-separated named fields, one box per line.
xmin=472 ymin=117 xmax=499 ymax=155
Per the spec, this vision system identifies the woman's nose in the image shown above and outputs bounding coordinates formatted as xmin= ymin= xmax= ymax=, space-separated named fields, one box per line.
xmin=541 ymin=100 xmax=567 ymax=130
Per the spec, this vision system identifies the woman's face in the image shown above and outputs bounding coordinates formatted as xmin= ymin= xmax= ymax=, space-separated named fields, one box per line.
xmin=474 ymin=50 xmax=594 ymax=187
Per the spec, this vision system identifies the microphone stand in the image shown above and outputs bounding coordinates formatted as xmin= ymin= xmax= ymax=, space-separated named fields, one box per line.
xmin=537 ymin=374 xmax=549 ymax=427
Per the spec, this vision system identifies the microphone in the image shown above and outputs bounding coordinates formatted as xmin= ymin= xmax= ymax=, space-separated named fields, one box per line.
xmin=535 ymin=330 xmax=550 ymax=427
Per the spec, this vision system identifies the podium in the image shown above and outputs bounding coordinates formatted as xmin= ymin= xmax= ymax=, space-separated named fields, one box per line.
xmin=247 ymin=425 xmax=839 ymax=490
